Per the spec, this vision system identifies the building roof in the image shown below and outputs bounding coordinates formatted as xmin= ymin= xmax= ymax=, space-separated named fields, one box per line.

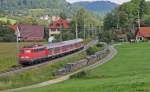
xmin=9 ymin=24 xmax=44 ymax=41
xmin=49 ymin=18 xmax=69 ymax=29
xmin=136 ymin=27 xmax=150 ymax=38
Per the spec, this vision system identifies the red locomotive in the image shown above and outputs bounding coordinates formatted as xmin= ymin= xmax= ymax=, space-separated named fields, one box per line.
xmin=18 ymin=39 xmax=84 ymax=65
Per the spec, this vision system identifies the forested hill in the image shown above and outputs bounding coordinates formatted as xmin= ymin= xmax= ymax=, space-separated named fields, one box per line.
xmin=73 ymin=1 xmax=118 ymax=13
xmin=0 ymin=0 xmax=118 ymax=19
xmin=0 ymin=0 xmax=74 ymax=17
xmin=0 ymin=0 xmax=69 ymax=9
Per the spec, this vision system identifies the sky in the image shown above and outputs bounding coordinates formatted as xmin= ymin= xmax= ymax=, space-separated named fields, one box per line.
xmin=66 ymin=0 xmax=150 ymax=4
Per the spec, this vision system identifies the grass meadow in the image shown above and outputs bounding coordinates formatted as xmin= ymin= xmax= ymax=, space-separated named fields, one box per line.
xmin=16 ymin=42 xmax=150 ymax=92
xmin=0 ymin=17 xmax=16 ymax=25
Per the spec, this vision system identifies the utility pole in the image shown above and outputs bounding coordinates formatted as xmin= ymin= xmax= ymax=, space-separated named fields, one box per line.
xmin=92 ymin=24 xmax=94 ymax=37
xmin=16 ymin=25 xmax=20 ymax=62
xmin=95 ymin=27 xmax=97 ymax=36
xmin=89 ymin=24 xmax=92 ymax=38
xmin=84 ymin=24 xmax=86 ymax=39
xmin=75 ymin=21 xmax=78 ymax=39
xmin=138 ymin=10 xmax=141 ymax=29
xmin=117 ymin=13 xmax=120 ymax=31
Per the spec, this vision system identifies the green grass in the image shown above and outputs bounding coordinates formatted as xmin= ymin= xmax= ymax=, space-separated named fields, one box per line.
xmin=83 ymin=38 xmax=93 ymax=45
xmin=0 ymin=17 xmax=16 ymax=25
xmin=16 ymin=42 xmax=150 ymax=92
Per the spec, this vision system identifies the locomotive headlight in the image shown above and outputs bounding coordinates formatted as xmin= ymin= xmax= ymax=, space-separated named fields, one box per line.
xmin=21 ymin=56 xmax=25 ymax=59
xmin=20 ymin=56 xmax=30 ymax=59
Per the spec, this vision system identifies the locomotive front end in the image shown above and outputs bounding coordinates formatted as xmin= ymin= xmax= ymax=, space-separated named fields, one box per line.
xmin=18 ymin=48 xmax=34 ymax=65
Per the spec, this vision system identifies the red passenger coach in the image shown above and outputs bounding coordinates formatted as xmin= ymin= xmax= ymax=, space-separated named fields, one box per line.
xmin=18 ymin=39 xmax=84 ymax=65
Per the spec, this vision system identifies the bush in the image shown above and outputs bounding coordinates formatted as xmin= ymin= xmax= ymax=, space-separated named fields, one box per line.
xmin=70 ymin=71 xmax=89 ymax=79
xmin=127 ymin=32 xmax=135 ymax=41
xmin=98 ymin=31 xmax=117 ymax=44
xmin=86 ymin=45 xmax=101 ymax=55
xmin=96 ymin=43 xmax=103 ymax=47
xmin=0 ymin=25 xmax=16 ymax=42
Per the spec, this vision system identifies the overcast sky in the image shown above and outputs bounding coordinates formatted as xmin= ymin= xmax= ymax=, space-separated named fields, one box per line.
xmin=66 ymin=0 xmax=150 ymax=4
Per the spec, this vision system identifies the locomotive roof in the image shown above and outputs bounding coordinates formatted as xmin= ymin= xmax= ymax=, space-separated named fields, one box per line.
xmin=46 ymin=38 xmax=83 ymax=49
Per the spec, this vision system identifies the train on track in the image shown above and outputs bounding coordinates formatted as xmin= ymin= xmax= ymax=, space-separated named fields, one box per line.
xmin=18 ymin=39 xmax=84 ymax=65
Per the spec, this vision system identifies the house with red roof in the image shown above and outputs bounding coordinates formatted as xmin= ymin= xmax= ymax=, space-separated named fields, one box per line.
xmin=48 ymin=18 xmax=70 ymax=35
xmin=136 ymin=27 xmax=150 ymax=41
xmin=9 ymin=24 xmax=44 ymax=41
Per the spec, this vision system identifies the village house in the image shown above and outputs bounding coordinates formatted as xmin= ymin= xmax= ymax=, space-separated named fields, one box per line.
xmin=10 ymin=24 xmax=44 ymax=41
xmin=40 ymin=15 xmax=50 ymax=20
xmin=48 ymin=18 xmax=70 ymax=35
xmin=136 ymin=27 xmax=150 ymax=41
xmin=48 ymin=18 xmax=70 ymax=42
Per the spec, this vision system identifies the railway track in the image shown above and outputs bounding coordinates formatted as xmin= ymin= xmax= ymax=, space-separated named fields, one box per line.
xmin=0 ymin=40 xmax=98 ymax=77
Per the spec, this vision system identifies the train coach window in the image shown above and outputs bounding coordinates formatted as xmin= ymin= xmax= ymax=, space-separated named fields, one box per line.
xmin=54 ymin=47 xmax=60 ymax=51
xmin=48 ymin=48 xmax=54 ymax=51
xmin=34 ymin=48 xmax=45 ymax=52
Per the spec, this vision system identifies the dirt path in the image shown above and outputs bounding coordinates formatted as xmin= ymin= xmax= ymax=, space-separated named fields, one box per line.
xmin=1 ymin=45 xmax=117 ymax=92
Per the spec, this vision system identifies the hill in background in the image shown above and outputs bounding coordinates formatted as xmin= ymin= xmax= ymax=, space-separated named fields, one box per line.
xmin=0 ymin=0 xmax=75 ymax=17
xmin=0 ymin=0 xmax=118 ymax=20
xmin=72 ymin=1 xmax=118 ymax=19
xmin=73 ymin=1 xmax=118 ymax=13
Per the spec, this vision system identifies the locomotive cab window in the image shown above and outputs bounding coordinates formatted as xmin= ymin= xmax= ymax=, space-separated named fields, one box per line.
xmin=20 ymin=50 xmax=24 ymax=53
xmin=25 ymin=50 xmax=31 ymax=53
xmin=20 ymin=50 xmax=32 ymax=53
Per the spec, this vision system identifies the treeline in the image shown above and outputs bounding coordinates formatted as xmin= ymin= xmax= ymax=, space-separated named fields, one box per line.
xmin=54 ymin=8 xmax=102 ymax=41
xmin=99 ymin=0 xmax=150 ymax=43
xmin=0 ymin=0 xmax=69 ymax=9
xmin=104 ymin=0 xmax=150 ymax=31
xmin=0 ymin=0 xmax=75 ymax=17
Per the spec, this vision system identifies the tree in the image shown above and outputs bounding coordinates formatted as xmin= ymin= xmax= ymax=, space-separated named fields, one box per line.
xmin=0 ymin=25 xmax=16 ymax=42
xmin=59 ymin=12 xmax=67 ymax=19
xmin=72 ymin=8 xmax=101 ymax=38
xmin=104 ymin=0 xmax=150 ymax=32
xmin=98 ymin=31 xmax=117 ymax=44
xmin=143 ymin=15 xmax=150 ymax=26
xmin=18 ymin=17 xmax=38 ymax=25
